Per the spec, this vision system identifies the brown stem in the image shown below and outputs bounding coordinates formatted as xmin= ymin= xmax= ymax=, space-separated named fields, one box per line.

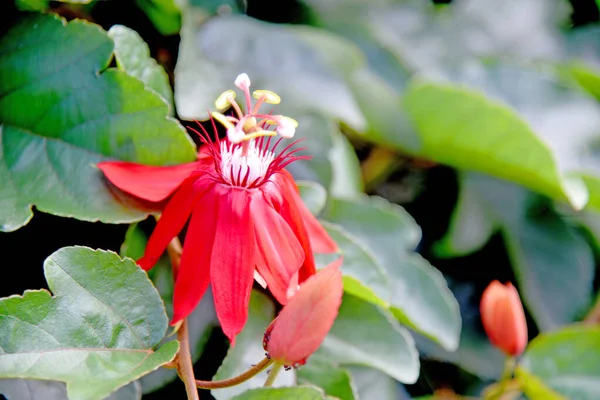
xmin=195 ymin=357 xmax=274 ymax=389
xmin=166 ymin=238 xmax=199 ymax=400
xmin=176 ymin=319 xmax=200 ymax=400
xmin=167 ymin=237 xmax=183 ymax=279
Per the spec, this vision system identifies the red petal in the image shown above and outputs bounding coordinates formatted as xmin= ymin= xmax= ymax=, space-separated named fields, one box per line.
xmin=137 ymin=175 xmax=205 ymax=271
xmin=267 ymin=259 xmax=344 ymax=365
xmin=252 ymin=191 xmax=305 ymax=305
xmin=98 ymin=160 xmax=207 ymax=202
xmin=210 ymin=186 xmax=256 ymax=345
xmin=281 ymin=171 xmax=338 ymax=254
xmin=171 ymin=186 xmax=219 ymax=325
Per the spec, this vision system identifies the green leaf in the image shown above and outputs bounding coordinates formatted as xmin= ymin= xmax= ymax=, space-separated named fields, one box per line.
xmin=516 ymin=369 xmax=566 ymax=400
xmin=518 ymin=326 xmax=600 ymax=399
xmin=318 ymin=294 xmax=419 ymax=384
xmin=212 ymin=291 xmax=294 ymax=400
xmin=403 ymin=80 xmax=587 ymax=210
xmin=0 ymin=380 xmax=142 ymax=400
xmin=297 ymin=356 xmax=356 ymax=400
xmin=320 ymin=221 xmax=390 ymax=308
xmin=345 ymin=366 xmax=411 ymax=400
xmin=445 ymin=173 xmax=594 ymax=331
xmin=0 ymin=14 xmax=196 ymax=232
xmin=432 ymin=175 xmax=496 ymax=258
xmin=0 ymin=246 xmax=178 ymax=400
xmin=14 ymin=0 xmax=49 ymax=11
xmin=297 ymin=181 xmax=327 ymax=216
xmin=174 ymin=14 xmax=365 ymax=130
xmin=134 ymin=0 xmax=182 ymax=36
xmin=323 ymin=196 xmax=461 ymax=351
xmin=328 ymin=132 xmax=363 ymax=199
xmin=230 ymin=387 xmax=328 ymax=400
xmin=108 ymin=25 xmax=174 ymax=115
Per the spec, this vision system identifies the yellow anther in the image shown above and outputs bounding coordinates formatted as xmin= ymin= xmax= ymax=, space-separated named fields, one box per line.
xmin=239 ymin=130 xmax=277 ymax=141
xmin=211 ymin=111 xmax=235 ymax=130
xmin=215 ymin=90 xmax=236 ymax=110
xmin=252 ymin=90 xmax=281 ymax=104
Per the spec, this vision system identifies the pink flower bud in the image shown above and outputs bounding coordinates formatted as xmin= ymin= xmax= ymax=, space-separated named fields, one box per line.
xmin=480 ymin=280 xmax=528 ymax=356
xmin=263 ymin=259 xmax=343 ymax=368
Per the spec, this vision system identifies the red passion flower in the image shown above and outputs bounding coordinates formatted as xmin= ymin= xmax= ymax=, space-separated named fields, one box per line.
xmin=98 ymin=74 xmax=338 ymax=344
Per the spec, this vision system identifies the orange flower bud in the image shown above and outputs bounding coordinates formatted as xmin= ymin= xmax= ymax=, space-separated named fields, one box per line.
xmin=480 ymin=280 xmax=528 ymax=356
xmin=263 ymin=259 xmax=344 ymax=368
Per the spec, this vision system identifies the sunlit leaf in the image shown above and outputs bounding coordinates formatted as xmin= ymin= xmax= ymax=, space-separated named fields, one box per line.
xmin=0 ymin=247 xmax=178 ymax=400
xmin=0 ymin=14 xmax=196 ymax=232
xmin=318 ymin=294 xmax=420 ymax=384
xmin=108 ymin=25 xmax=174 ymax=114
xmin=518 ymin=326 xmax=600 ymax=399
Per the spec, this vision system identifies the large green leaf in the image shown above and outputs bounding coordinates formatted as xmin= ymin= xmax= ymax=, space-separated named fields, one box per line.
xmin=230 ymin=387 xmax=328 ymax=400
xmin=296 ymin=356 xmax=356 ymax=400
xmin=318 ymin=294 xmax=419 ymax=384
xmin=320 ymin=221 xmax=390 ymax=308
xmin=403 ymin=80 xmax=587 ymax=210
xmin=437 ymin=173 xmax=595 ymax=331
xmin=518 ymin=326 xmax=600 ymax=399
xmin=323 ymin=196 xmax=461 ymax=351
xmin=0 ymin=246 xmax=178 ymax=400
xmin=108 ymin=25 xmax=174 ymax=114
xmin=0 ymin=14 xmax=196 ymax=232
xmin=0 ymin=380 xmax=142 ymax=400
xmin=212 ymin=291 xmax=294 ymax=400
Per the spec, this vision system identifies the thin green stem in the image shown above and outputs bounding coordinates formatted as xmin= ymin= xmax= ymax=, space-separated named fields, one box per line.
xmin=263 ymin=362 xmax=283 ymax=387
xmin=196 ymin=357 xmax=274 ymax=389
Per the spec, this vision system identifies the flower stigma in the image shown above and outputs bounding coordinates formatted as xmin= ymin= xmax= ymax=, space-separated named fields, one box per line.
xmin=202 ymin=73 xmax=302 ymax=188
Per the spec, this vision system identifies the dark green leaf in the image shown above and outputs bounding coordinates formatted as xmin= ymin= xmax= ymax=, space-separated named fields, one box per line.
xmin=297 ymin=356 xmax=356 ymax=400
xmin=230 ymin=387 xmax=328 ymax=400
xmin=518 ymin=326 xmax=600 ymax=399
xmin=318 ymin=294 xmax=419 ymax=384
xmin=0 ymin=14 xmax=196 ymax=232
xmin=212 ymin=291 xmax=294 ymax=400
xmin=0 ymin=246 xmax=178 ymax=400
xmin=441 ymin=173 xmax=594 ymax=331
xmin=108 ymin=25 xmax=174 ymax=114
xmin=412 ymin=279 xmax=505 ymax=380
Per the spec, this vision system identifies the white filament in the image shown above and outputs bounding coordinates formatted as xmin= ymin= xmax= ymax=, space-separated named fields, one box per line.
xmin=220 ymin=140 xmax=274 ymax=185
